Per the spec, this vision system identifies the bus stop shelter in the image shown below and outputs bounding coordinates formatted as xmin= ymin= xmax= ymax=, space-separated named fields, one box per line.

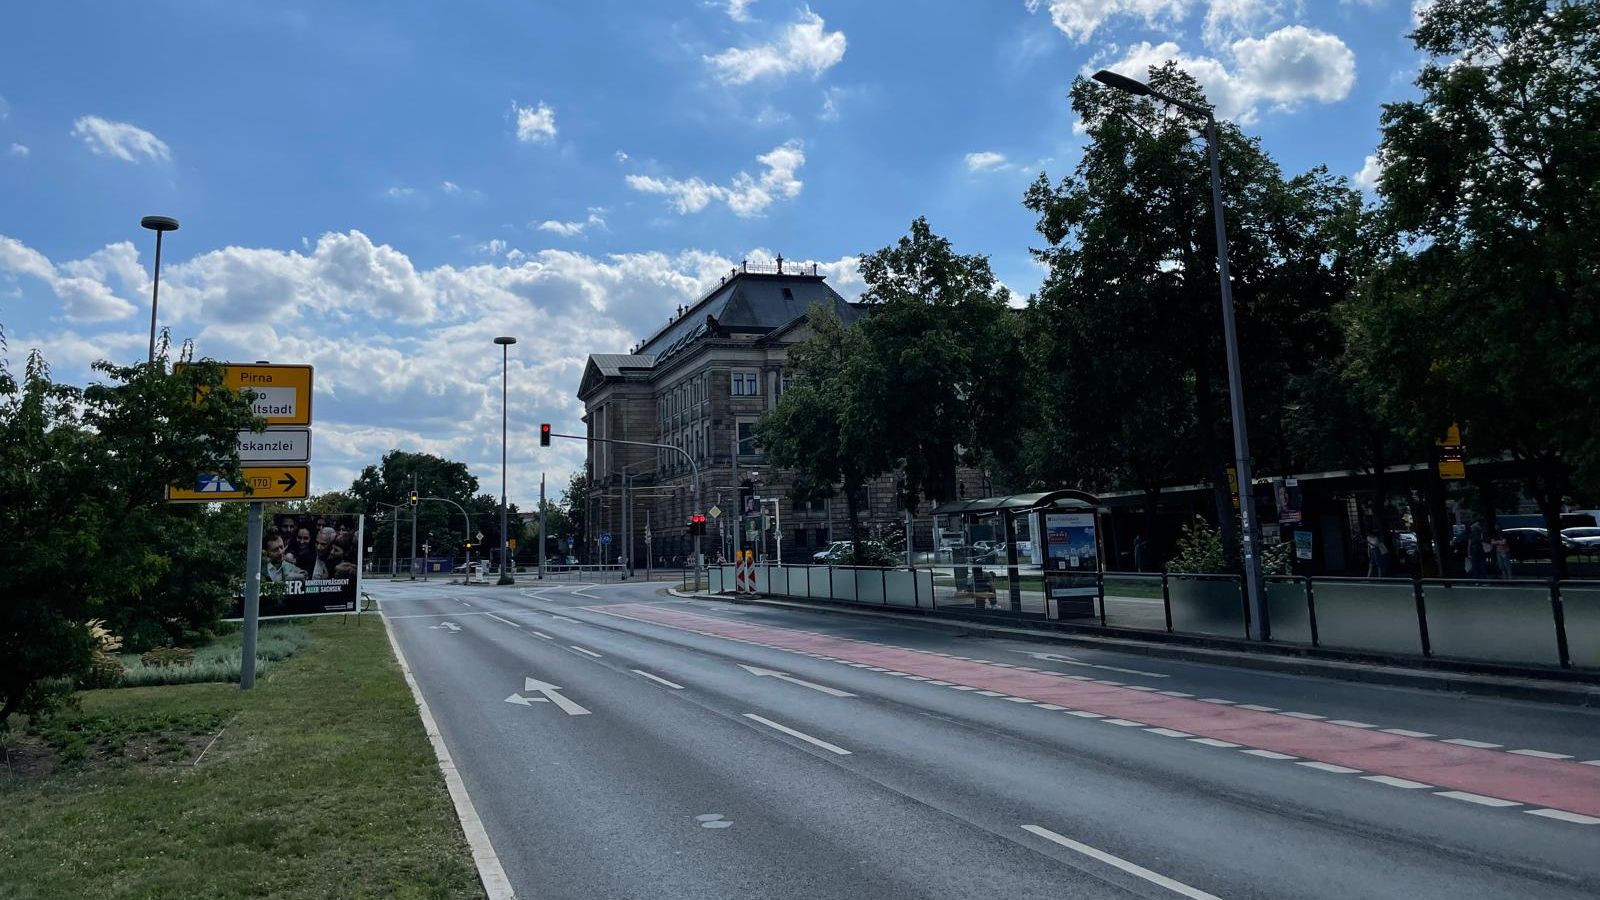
xmin=932 ymin=490 xmax=1104 ymax=614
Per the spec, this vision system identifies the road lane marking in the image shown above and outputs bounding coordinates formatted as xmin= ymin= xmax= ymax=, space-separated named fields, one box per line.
xmin=1363 ymin=775 xmax=1432 ymax=789
xmin=1157 ymin=691 xmax=1194 ymax=698
xmin=1298 ymin=761 xmax=1362 ymax=774
xmin=976 ymin=690 xmax=1007 ymax=697
xmin=1327 ymin=719 xmax=1378 ymax=729
xmin=522 ymin=677 xmax=591 ymax=716
xmin=1508 ymin=749 xmax=1573 ymax=759
xmin=1278 ymin=711 xmax=1326 ymax=720
xmin=1198 ymin=698 xmax=1235 ymax=705
xmin=743 ymin=714 xmax=851 ymax=755
xmin=1380 ymin=728 xmax=1435 ymax=738
xmin=1037 ymin=704 xmax=1069 ymax=711
xmin=529 ymin=630 xmax=552 ymax=639
xmin=1004 ymin=696 xmax=1036 ymax=703
xmin=1442 ymin=738 xmax=1501 ymax=749
xmin=551 ymin=615 xmax=580 ymax=623
xmin=1102 ymin=718 xmax=1146 ymax=727
xmin=738 ymin=664 xmax=856 ymax=697
xmin=485 ymin=613 xmax=521 ymax=628
xmin=1236 ymin=704 xmax=1278 ymax=712
xmin=1065 ymin=711 xmax=1105 ymax=718
xmin=633 ymin=670 xmax=684 ymax=690
xmin=385 ymin=611 xmax=498 ymax=620
xmin=1241 ymin=749 xmax=1296 ymax=760
xmin=1147 ymin=728 xmax=1194 ymax=738
xmin=1436 ymin=790 xmax=1519 ymax=807
xmin=570 ymin=645 xmax=602 ymax=658
xmin=1021 ymin=825 xmax=1222 ymax=900
xmin=1016 ymin=651 xmax=1170 ymax=678
xmin=1526 ymin=809 xmax=1600 ymax=825
xmin=1190 ymin=738 xmax=1240 ymax=748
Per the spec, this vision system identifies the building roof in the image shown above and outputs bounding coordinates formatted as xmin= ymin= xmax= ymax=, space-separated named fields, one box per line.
xmin=635 ymin=263 xmax=858 ymax=365
xmin=588 ymin=354 xmax=655 ymax=378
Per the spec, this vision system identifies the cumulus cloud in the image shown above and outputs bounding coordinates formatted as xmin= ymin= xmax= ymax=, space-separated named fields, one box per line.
xmin=441 ymin=180 xmax=461 ymax=194
xmin=70 ymin=115 xmax=171 ymax=163
xmin=1026 ymin=0 xmax=1194 ymax=43
xmin=0 ymin=236 xmax=141 ymax=321
xmin=1202 ymin=0 xmax=1280 ymax=46
xmin=8 ymin=143 xmax=27 ymax=158
xmin=705 ymin=9 xmax=846 ymax=85
xmin=965 ymin=151 xmax=1009 ymax=172
xmin=511 ymin=101 xmax=557 ymax=143
xmin=384 ymin=186 xmax=417 ymax=200
xmin=1353 ymin=152 xmax=1384 ymax=192
xmin=725 ymin=0 xmax=755 ymax=21
xmin=1103 ymin=25 xmax=1355 ymax=122
xmin=627 ymin=142 xmax=805 ymax=217
xmin=537 ymin=209 xmax=608 ymax=238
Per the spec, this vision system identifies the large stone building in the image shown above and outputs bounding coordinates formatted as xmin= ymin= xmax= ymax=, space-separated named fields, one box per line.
xmin=576 ymin=259 xmax=996 ymax=567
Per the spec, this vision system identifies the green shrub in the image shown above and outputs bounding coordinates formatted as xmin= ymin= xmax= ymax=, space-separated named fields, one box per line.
xmin=139 ymin=647 xmax=197 ymax=668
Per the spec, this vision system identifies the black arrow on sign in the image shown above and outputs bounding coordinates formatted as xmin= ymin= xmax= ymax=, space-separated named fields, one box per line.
xmin=277 ymin=471 xmax=298 ymax=491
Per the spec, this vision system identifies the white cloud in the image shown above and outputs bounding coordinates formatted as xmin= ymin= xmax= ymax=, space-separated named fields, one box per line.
xmin=384 ymin=186 xmax=417 ymax=200
xmin=705 ymin=9 xmax=846 ymax=85
xmin=0 ymin=236 xmax=141 ymax=322
xmin=819 ymin=88 xmax=841 ymax=121
xmin=1103 ymin=25 xmax=1356 ymax=122
xmin=441 ymin=180 xmax=461 ymax=194
xmin=1202 ymin=0 xmax=1280 ymax=46
xmin=511 ymin=101 xmax=557 ymax=143
xmin=536 ymin=209 xmax=608 ymax=238
xmin=1353 ymin=152 xmax=1384 ymax=191
xmin=965 ymin=151 xmax=1009 ymax=172
xmin=8 ymin=143 xmax=27 ymax=158
xmin=627 ymin=142 xmax=805 ymax=217
xmin=725 ymin=0 xmax=755 ymax=22
xmin=479 ymin=239 xmax=509 ymax=257
xmin=0 ymin=94 xmax=8 ymax=120
xmin=1026 ymin=0 xmax=1194 ymax=44
xmin=615 ymin=150 xmax=629 ymax=163
xmin=70 ymin=115 xmax=171 ymax=163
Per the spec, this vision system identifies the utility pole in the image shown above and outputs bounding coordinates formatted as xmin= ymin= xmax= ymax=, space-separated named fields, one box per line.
xmin=410 ymin=473 xmax=419 ymax=580
xmin=538 ymin=472 xmax=547 ymax=580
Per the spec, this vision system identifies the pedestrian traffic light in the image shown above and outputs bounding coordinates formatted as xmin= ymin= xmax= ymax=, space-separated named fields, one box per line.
xmin=540 ymin=423 xmax=551 ymax=446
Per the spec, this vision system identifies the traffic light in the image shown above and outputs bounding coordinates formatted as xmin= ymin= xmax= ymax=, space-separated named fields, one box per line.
xmin=688 ymin=514 xmax=707 ymax=537
xmin=408 ymin=490 xmax=419 ymax=506
xmin=540 ymin=423 xmax=551 ymax=446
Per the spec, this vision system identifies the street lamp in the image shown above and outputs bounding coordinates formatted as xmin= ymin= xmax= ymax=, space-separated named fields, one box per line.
xmin=494 ymin=336 xmax=517 ymax=585
xmin=1091 ymin=68 xmax=1268 ymax=640
xmin=139 ymin=215 xmax=179 ymax=363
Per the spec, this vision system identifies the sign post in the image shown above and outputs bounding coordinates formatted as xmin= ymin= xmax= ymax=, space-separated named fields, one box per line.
xmin=240 ymin=502 xmax=264 ymax=689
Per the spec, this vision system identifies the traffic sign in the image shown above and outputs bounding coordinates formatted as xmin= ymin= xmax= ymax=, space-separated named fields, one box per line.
xmin=184 ymin=363 xmax=314 ymax=426
xmin=476 ymin=531 xmax=485 ymax=542
xmin=601 ymin=531 xmax=612 ymax=545
xmin=708 ymin=505 xmax=722 ymax=519
xmin=166 ymin=466 xmax=310 ymax=503
xmin=236 ymin=427 xmax=311 ymax=463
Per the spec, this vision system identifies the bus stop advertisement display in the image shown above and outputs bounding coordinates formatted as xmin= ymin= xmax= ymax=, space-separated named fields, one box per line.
xmin=1044 ymin=512 xmax=1098 ymax=617
xmin=234 ymin=512 xmax=364 ymax=618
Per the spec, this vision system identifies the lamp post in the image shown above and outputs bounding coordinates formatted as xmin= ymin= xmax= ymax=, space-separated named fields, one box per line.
xmin=1091 ymin=68 xmax=1268 ymax=640
xmin=494 ymin=336 xmax=517 ymax=584
xmin=139 ymin=215 xmax=179 ymax=363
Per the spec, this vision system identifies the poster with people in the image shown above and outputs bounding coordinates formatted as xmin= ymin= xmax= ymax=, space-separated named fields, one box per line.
xmin=236 ymin=513 xmax=363 ymax=618
xmin=1044 ymin=513 xmax=1098 ymax=570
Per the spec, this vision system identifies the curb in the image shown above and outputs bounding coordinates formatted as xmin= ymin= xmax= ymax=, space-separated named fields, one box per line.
xmin=380 ymin=610 xmax=517 ymax=899
xmin=665 ymin=589 xmax=1600 ymax=708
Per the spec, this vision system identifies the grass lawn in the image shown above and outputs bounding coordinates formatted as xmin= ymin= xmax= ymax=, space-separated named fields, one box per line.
xmin=0 ymin=617 xmax=484 ymax=900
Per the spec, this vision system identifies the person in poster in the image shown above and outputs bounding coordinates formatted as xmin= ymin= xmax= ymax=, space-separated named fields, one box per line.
xmin=236 ymin=512 xmax=362 ymax=618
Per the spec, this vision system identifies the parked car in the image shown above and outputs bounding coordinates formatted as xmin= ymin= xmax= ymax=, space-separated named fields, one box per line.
xmin=1500 ymin=527 xmax=1583 ymax=560
xmin=1560 ymin=527 xmax=1600 ymax=552
xmin=812 ymin=541 xmax=851 ymax=563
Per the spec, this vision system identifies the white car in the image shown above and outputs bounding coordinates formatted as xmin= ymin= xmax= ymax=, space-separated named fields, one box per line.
xmin=1562 ymin=527 xmax=1600 ymax=551
xmin=812 ymin=541 xmax=850 ymax=563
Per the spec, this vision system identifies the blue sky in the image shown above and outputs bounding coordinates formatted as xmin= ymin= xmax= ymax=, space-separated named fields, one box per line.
xmin=0 ymin=0 xmax=1422 ymax=505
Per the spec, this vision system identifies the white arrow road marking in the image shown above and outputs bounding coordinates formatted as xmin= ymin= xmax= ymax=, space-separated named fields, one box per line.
xmin=429 ymin=621 xmax=463 ymax=633
xmin=1015 ymin=651 xmax=1167 ymax=678
xmin=503 ymin=694 xmax=549 ymax=706
xmin=1022 ymin=825 xmax=1222 ymax=900
xmin=738 ymin=664 xmax=856 ymax=697
xmin=742 ymin=714 xmax=851 ymax=755
xmin=524 ymin=677 xmax=591 ymax=716
xmin=633 ymin=670 xmax=685 ymax=690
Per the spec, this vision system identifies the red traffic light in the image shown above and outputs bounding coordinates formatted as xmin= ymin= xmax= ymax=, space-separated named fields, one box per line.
xmin=540 ymin=423 xmax=552 ymax=447
xmin=690 ymin=514 xmax=706 ymax=524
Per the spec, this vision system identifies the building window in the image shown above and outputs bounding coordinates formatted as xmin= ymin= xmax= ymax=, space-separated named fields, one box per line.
xmin=780 ymin=372 xmax=793 ymax=395
xmin=794 ymin=528 xmax=808 ymax=548
xmin=732 ymin=371 xmax=759 ymax=396
xmin=737 ymin=421 xmax=757 ymax=455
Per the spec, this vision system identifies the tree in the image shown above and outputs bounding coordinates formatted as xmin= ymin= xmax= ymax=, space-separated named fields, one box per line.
xmin=560 ymin=470 xmax=589 ymax=560
xmin=0 ymin=349 xmax=256 ymax=726
xmin=1357 ymin=0 xmax=1600 ymax=576
xmin=349 ymin=450 xmax=482 ymax=558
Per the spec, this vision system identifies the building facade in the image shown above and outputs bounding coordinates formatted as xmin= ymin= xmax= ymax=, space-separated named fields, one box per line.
xmin=576 ymin=260 xmax=992 ymax=567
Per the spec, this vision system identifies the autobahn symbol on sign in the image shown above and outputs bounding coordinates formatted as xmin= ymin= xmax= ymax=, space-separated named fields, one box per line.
xmin=166 ymin=466 xmax=310 ymax=503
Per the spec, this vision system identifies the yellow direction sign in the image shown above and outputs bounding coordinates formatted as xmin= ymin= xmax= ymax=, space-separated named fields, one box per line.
xmin=183 ymin=363 xmax=314 ymax=426
xmin=167 ymin=466 xmax=310 ymax=503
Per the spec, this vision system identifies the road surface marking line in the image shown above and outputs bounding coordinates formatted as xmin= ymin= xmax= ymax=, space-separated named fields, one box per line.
xmin=1157 ymin=691 xmax=1195 ymax=698
xmin=1508 ymin=749 xmax=1573 ymax=759
xmin=990 ymin=662 xmax=1017 ymax=667
xmin=1037 ymin=704 xmax=1069 ymax=711
xmin=865 ymin=666 xmax=889 ymax=672
xmin=743 ymin=714 xmax=851 ymax=756
xmin=1198 ymin=698 xmax=1235 ymax=705
xmin=1236 ymin=704 xmax=1279 ymax=712
xmin=1442 ymin=738 xmax=1502 ymax=749
xmin=570 ymin=645 xmax=602 ymax=658
xmin=551 ymin=615 xmax=580 ymax=623
xmin=1363 ymin=775 xmax=1432 ymax=789
xmin=1004 ymin=696 xmax=1036 ymax=703
xmin=904 ymin=675 xmax=929 ymax=681
xmin=1066 ymin=711 xmax=1106 ymax=718
xmin=380 ymin=617 xmax=514 ymax=900
xmin=1327 ymin=719 xmax=1378 ymax=728
xmin=1436 ymin=790 xmax=1520 ymax=807
xmin=1066 ymin=675 xmax=1095 ymax=681
xmin=927 ymin=680 xmax=953 ymax=686
xmin=529 ymin=631 xmax=552 ymax=639
xmin=1125 ymin=685 xmax=1160 ymax=692
xmin=976 ymin=690 xmax=1007 ymax=697
xmin=950 ymin=685 xmax=977 ymax=691
xmin=484 ymin=614 xmax=521 ymax=628
xmin=632 ymin=670 xmax=684 ymax=690
xmin=1279 ymin=711 xmax=1326 ymax=720
xmin=1581 ymin=760 xmax=1600 ymax=767
xmin=1525 ymin=809 xmax=1600 ymax=825
xmin=1092 ymin=679 xmax=1124 ymax=686
xmin=1021 ymin=825 xmax=1223 ymax=900
xmin=1240 ymin=749 xmax=1297 ymax=760
xmin=1381 ymin=728 xmax=1435 ymax=738
xmin=1297 ymin=761 xmax=1362 ymax=774
xmin=886 ymin=671 xmax=912 ymax=676
xmin=1102 ymin=718 xmax=1146 ymax=727
xmin=1190 ymin=738 xmax=1241 ymax=748
xmin=1147 ymin=728 xmax=1194 ymax=738
xmin=385 ymin=611 xmax=499 ymax=620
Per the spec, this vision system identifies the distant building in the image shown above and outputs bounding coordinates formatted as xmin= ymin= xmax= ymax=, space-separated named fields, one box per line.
xmin=576 ymin=258 xmax=990 ymax=566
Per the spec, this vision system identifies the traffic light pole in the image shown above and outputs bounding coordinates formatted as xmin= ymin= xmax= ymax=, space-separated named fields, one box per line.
xmin=409 ymin=475 xmax=418 ymax=580
xmin=542 ymin=430 xmax=702 ymax=591
xmin=420 ymin=496 xmax=473 ymax=579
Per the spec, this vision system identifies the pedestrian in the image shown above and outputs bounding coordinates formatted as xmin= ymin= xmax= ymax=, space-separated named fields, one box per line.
xmin=1365 ymin=531 xmax=1393 ymax=579
xmin=1492 ymin=531 xmax=1512 ymax=579
xmin=1133 ymin=534 xmax=1151 ymax=573
xmin=1467 ymin=520 xmax=1489 ymax=578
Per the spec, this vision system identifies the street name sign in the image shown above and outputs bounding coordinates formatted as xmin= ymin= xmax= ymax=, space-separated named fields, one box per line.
xmin=236 ymin=427 xmax=311 ymax=463
xmin=167 ymin=466 xmax=310 ymax=503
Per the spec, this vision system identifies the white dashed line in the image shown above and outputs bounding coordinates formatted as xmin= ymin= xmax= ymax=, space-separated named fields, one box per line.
xmin=1146 ymin=728 xmax=1195 ymax=738
xmin=1297 ymin=761 xmax=1361 ymax=774
xmin=1380 ymin=728 xmax=1435 ymax=738
xmin=1581 ymin=760 xmax=1600 ymax=767
xmin=1125 ymin=685 xmax=1161 ymax=692
xmin=1363 ymin=775 xmax=1432 ymax=789
xmin=632 ymin=670 xmax=684 ymax=690
xmin=1236 ymin=704 xmax=1278 ymax=712
xmin=569 ymin=645 xmax=602 ymax=658
xmin=1327 ymin=719 xmax=1379 ymax=729
xmin=1157 ymin=691 xmax=1194 ymax=698
xmin=975 ymin=690 xmax=1007 ymax=697
xmin=1037 ymin=704 xmax=1069 ymax=711
xmin=1198 ymin=698 xmax=1235 ymax=705
xmin=1436 ymin=791 xmax=1519 ymax=807
xmin=485 ymin=613 xmax=521 ymax=628
xmin=1065 ymin=711 xmax=1105 ymax=718
xmin=927 ymin=680 xmax=953 ymax=686
xmin=1102 ymin=718 xmax=1146 ymax=727
xmin=1526 ymin=809 xmax=1600 ymax=825
xmin=1190 ymin=738 xmax=1240 ymax=748
xmin=743 ymin=714 xmax=851 ymax=756
xmin=1442 ymin=739 xmax=1502 ymax=749
xmin=1279 ymin=712 xmax=1327 ymax=720
xmin=1022 ymin=824 xmax=1224 ymax=900
xmin=1003 ymin=696 xmax=1036 ymax=703
xmin=529 ymin=630 xmax=552 ymax=639
xmin=950 ymin=685 xmax=977 ymax=691
xmin=1241 ymin=749 xmax=1297 ymax=760
xmin=1508 ymin=749 xmax=1573 ymax=760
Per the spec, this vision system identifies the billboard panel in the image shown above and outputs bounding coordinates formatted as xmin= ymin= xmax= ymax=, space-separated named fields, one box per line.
xmin=235 ymin=512 xmax=362 ymax=618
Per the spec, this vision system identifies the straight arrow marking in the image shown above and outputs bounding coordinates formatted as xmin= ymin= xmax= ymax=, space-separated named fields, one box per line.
xmin=523 ymin=677 xmax=590 ymax=716
xmin=738 ymin=664 xmax=855 ymax=697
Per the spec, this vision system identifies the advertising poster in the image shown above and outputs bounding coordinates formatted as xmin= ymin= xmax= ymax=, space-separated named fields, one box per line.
xmin=1045 ymin=513 xmax=1098 ymax=570
xmin=1294 ymin=529 xmax=1314 ymax=561
xmin=1276 ymin=479 xmax=1303 ymax=525
xmin=236 ymin=512 xmax=363 ymax=618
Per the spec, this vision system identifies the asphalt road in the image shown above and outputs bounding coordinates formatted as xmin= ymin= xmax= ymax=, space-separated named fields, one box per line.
xmin=376 ymin=577 xmax=1600 ymax=900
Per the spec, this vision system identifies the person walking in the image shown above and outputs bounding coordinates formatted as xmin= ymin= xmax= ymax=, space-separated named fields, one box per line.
xmin=1467 ymin=520 xmax=1489 ymax=578
xmin=1492 ymin=531 xmax=1513 ymax=579
xmin=1133 ymin=534 xmax=1151 ymax=573
xmin=1365 ymin=531 xmax=1393 ymax=579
